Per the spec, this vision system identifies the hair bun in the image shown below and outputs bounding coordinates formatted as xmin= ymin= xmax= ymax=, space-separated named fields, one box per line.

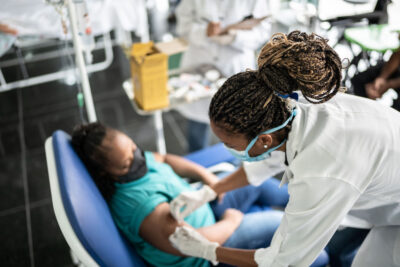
xmin=257 ymin=31 xmax=342 ymax=104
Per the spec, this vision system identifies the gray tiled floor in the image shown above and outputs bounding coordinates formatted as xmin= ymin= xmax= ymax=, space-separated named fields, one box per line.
xmin=0 ymin=44 xmax=192 ymax=266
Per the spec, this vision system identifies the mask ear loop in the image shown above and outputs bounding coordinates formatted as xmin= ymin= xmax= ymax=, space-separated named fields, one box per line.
xmin=277 ymin=92 xmax=299 ymax=101
xmin=244 ymin=108 xmax=297 ymax=159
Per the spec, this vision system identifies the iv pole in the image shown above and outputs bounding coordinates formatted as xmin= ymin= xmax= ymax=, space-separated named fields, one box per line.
xmin=66 ymin=0 xmax=97 ymax=122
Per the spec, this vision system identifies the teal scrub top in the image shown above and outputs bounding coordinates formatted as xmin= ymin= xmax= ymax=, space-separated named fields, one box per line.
xmin=110 ymin=152 xmax=216 ymax=267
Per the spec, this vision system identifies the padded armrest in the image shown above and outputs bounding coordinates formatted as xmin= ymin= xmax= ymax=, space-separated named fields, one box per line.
xmin=184 ymin=143 xmax=238 ymax=168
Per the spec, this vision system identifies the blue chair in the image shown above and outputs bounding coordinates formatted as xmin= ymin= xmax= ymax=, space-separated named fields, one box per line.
xmin=45 ymin=130 xmax=147 ymax=267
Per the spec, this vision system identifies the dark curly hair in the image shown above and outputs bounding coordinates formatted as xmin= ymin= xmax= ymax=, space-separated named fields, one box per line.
xmin=71 ymin=122 xmax=115 ymax=202
xmin=209 ymin=31 xmax=342 ymax=141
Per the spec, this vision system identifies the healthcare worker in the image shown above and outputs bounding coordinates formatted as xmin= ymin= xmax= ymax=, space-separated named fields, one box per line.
xmin=169 ymin=31 xmax=400 ymax=266
xmin=174 ymin=0 xmax=271 ymax=152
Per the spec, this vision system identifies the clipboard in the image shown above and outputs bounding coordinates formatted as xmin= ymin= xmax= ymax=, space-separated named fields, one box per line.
xmin=225 ymin=15 xmax=270 ymax=31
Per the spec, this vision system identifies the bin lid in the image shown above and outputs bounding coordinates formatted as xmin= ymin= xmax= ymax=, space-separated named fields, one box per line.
xmin=130 ymin=41 xmax=167 ymax=64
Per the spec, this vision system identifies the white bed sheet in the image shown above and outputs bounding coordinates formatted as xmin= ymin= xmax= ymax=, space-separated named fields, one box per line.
xmin=0 ymin=0 xmax=148 ymax=39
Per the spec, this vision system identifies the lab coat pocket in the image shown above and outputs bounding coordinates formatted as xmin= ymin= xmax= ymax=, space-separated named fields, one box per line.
xmin=394 ymin=227 xmax=400 ymax=265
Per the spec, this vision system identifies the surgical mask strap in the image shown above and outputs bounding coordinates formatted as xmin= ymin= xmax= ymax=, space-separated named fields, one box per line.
xmin=277 ymin=92 xmax=299 ymax=101
xmin=245 ymin=109 xmax=297 ymax=156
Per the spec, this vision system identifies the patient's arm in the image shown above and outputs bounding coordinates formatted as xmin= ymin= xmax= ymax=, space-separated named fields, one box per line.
xmin=153 ymin=152 xmax=219 ymax=186
xmin=139 ymin=202 xmax=243 ymax=256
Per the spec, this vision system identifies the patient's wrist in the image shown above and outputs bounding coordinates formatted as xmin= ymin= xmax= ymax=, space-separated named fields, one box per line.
xmin=202 ymin=173 xmax=219 ymax=186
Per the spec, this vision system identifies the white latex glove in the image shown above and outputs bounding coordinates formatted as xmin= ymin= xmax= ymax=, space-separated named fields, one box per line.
xmin=169 ymin=226 xmax=219 ymax=265
xmin=170 ymin=185 xmax=217 ymax=222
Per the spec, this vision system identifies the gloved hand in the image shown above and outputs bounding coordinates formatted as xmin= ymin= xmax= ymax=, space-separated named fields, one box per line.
xmin=169 ymin=226 xmax=219 ymax=265
xmin=170 ymin=185 xmax=217 ymax=222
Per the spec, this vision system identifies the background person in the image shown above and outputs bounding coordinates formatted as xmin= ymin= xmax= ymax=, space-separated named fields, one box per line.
xmin=175 ymin=0 xmax=271 ymax=152
xmin=352 ymin=48 xmax=400 ymax=111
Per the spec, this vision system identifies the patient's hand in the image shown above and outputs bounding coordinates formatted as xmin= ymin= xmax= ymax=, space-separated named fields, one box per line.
xmin=222 ymin=209 xmax=244 ymax=228
xmin=201 ymin=172 xmax=220 ymax=187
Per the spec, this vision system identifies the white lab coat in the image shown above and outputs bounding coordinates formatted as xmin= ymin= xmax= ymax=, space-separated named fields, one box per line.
xmin=244 ymin=93 xmax=400 ymax=267
xmin=175 ymin=0 xmax=271 ymax=123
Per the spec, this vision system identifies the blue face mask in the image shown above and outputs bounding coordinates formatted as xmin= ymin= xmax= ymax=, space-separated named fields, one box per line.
xmin=224 ymin=109 xmax=297 ymax=162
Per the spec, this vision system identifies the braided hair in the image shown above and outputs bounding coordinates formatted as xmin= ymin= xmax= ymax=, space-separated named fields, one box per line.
xmin=209 ymin=31 xmax=342 ymax=141
xmin=71 ymin=122 xmax=115 ymax=202
xmin=258 ymin=31 xmax=342 ymax=104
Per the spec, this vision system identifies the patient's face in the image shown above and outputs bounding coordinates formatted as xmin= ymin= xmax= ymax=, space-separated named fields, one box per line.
xmin=101 ymin=130 xmax=137 ymax=177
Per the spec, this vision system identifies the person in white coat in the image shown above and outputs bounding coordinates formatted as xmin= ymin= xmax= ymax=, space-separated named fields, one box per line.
xmin=168 ymin=31 xmax=400 ymax=267
xmin=174 ymin=0 xmax=271 ymax=152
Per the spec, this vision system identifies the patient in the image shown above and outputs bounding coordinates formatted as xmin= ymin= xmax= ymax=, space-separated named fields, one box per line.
xmin=71 ymin=122 xmax=289 ymax=267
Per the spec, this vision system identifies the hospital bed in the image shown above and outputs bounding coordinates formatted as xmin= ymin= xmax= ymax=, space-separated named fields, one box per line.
xmin=45 ymin=130 xmax=330 ymax=267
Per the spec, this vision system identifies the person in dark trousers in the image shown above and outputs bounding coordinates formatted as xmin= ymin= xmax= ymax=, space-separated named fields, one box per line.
xmin=352 ymin=48 xmax=400 ymax=111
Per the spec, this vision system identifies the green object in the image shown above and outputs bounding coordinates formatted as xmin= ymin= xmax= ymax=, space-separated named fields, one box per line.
xmin=77 ymin=92 xmax=84 ymax=107
xmin=344 ymin=24 xmax=400 ymax=53
xmin=168 ymin=52 xmax=183 ymax=71
xmin=110 ymin=152 xmax=215 ymax=267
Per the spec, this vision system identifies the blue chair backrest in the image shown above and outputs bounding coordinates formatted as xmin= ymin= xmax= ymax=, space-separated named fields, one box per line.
xmin=52 ymin=130 xmax=146 ymax=267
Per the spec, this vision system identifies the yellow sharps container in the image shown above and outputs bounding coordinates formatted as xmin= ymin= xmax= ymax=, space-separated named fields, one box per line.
xmin=130 ymin=42 xmax=169 ymax=111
